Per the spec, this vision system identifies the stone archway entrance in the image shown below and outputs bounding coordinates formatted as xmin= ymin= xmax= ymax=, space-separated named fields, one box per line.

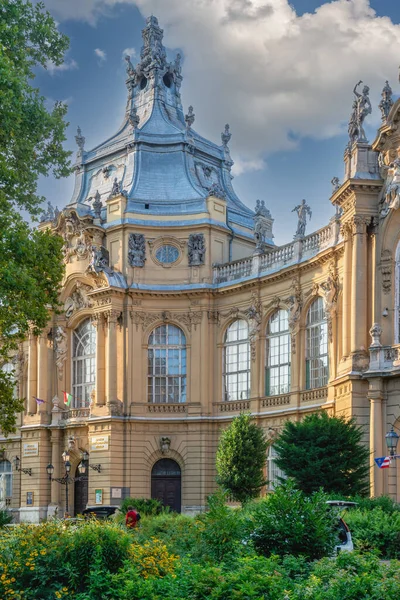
xmin=151 ymin=459 xmax=181 ymax=513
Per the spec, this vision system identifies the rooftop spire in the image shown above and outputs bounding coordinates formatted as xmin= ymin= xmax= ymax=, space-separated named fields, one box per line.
xmin=140 ymin=15 xmax=167 ymax=74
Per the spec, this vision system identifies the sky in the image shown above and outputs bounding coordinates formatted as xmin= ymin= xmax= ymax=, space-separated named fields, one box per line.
xmin=36 ymin=0 xmax=400 ymax=245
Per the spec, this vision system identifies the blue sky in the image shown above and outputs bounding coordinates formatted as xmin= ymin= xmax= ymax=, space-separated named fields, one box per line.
xmin=37 ymin=0 xmax=400 ymax=245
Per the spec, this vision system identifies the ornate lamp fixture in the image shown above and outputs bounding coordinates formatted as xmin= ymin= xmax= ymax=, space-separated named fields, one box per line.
xmin=82 ymin=450 xmax=101 ymax=473
xmin=13 ymin=456 xmax=32 ymax=476
xmin=385 ymin=427 xmax=400 ymax=457
xmin=46 ymin=450 xmax=88 ymax=516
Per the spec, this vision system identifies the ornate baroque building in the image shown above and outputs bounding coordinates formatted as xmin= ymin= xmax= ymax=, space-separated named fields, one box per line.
xmin=2 ymin=18 xmax=400 ymax=521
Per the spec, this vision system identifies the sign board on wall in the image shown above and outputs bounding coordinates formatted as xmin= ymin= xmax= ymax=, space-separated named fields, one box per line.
xmin=23 ymin=443 xmax=39 ymax=457
xmin=90 ymin=436 xmax=109 ymax=452
xmin=111 ymin=487 xmax=122 ymax=499
xmin=26 ymin=492 xmax=34 ymax=506
xmin=95 ymin=489 xmax=103 ymax=505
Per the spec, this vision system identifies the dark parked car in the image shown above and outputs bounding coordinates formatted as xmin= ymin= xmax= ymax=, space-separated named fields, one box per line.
xmin=82 ymin=505 xmax=120 ymax=520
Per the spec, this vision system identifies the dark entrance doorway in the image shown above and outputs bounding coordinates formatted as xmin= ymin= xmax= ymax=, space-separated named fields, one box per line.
xmin=74 ymin=474 xmax=88 ymax=516
xmin=151 ymin=459 xmax=181 ymax=513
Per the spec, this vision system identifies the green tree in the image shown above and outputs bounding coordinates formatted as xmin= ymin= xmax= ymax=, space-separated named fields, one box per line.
xmin=0 ymin=0 xmax=71 ymax=434
xmin=274 ymin=412 xmax=370 ymax=496
xmin=216 ymin=412 xmax=269 ymax=503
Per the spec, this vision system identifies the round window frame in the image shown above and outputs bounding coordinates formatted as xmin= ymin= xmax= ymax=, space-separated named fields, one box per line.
xmin=150 ymin=238 xmax=183 ymax=268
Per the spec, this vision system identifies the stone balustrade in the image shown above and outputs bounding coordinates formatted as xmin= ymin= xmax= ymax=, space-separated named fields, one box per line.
xmin=367 ymin=344 xmax=400 ymax=373
xmin=213 ymin=221 xmax=340 ymax=284
xmin=300 ymin=387 xmax=328 ymax=403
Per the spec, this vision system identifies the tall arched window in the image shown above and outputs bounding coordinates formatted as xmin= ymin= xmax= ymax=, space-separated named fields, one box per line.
xmin=223 ymin=320 xmax=250 ymax=401
xmin=0 ymin=460 xmax=12 ymax=505
xmin=148 ymin=324 xmax=187 ymax=403
xmin=395 ymin=242 xmax=400 ymax=344
xmin=306 ymin=297 xmax=329 ymax=389
xmin=72 ymin=319 xmax=96 ymax=408
xmin=266 ymin=309 xmax=291 ymax=396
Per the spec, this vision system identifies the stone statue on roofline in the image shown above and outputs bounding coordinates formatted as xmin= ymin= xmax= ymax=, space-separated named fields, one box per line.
xmin=379 ymin=80 xmax=393 ymax=122
xmin=348 ymin=81 xmax=372 ymax=144
xmin=292 ymin=199 xmax=312 ymax=239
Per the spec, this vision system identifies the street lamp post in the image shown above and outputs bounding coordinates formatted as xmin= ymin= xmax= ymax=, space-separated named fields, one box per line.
xmin=385 ymin=427 xmax=400 ymax=458
xmin=46 ymin=450 xmax=87 ymax=517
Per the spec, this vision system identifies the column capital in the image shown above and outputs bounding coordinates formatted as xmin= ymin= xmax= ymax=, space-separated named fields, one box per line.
xmin=340 ymin=221 xmax=353 ymax=241
xmin=352 ymin=214 xmax=370 ymax=235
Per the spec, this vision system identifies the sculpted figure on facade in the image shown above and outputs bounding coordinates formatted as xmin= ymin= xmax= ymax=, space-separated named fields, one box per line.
xmin=58 ymin=212 xmax=93 ymax=263
xmin=348 ymin=81 xmax=372 ymax=143
xmin=185 ymin=106 xmax=195 ymax=129
xmin=128 ymin=233 xmax=146 ymax=267
xmin=64 ymin=282 xmax=93 ymax=319
xmin=381 ymin=151 xmax=400 ymax=216
xmin=110 ymin=177 xmax=120 ymax=197
xmin=245 ymin=292 xmax=262 ymax=362
xmin=208 ymin=182 xmax=226 ymax=200
xmin=75 ymin=126 xmax=85 ymax=153
xmin=125 ymin=55 xmax=136 ymax=80
xmin=54 ymin=327 xmax=67 ymax=380
xmin=188 ymin=233 xmax=206 ymax=266
xmin=92 ymin=191 xmax=103 ymax=219
xmin=292 ymin=199 xmax=312 ymax=238
xmin=320 ymin=263 xmax=339 ymax=342
xmin=40 ymin=201 xmax=59 ymax=223
xmin=379 ymin=81 xmax=393 ymax=122
xmin=254 ymin=199 xmax=274 ymax=251
xmin=87 ymin=245 xmax=111 ymax=275
xmin=129 ymin=106 xmax=140 ymax=129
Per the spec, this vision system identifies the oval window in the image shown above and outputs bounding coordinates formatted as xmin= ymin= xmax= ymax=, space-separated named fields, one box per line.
xmin=155 ymin=245 xmax=179 ymax=264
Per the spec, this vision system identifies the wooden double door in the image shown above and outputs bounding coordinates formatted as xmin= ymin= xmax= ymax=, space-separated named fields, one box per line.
xmin=151 ymin=459 xmax=181 ymax=513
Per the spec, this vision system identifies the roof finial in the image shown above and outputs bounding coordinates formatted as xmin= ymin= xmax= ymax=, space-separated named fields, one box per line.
xmin=185 ymin=106 xmax=195 ymax=129
xmin=379 ymin=80 xmax=393 ymax=122
xmin=221 ymin=124 xmax=231 ymax=147
xmin=75 ymin=126 xmax=85 ymax=151
xmin=139 ymin=15 xmax=167 ymax=74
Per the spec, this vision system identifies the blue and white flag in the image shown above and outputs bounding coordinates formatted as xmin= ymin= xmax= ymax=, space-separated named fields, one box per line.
xmin=374 ymin=456 xmax=391 ymax=469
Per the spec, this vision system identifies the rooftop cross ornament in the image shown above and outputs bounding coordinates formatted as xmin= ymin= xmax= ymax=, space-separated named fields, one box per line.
xmin=75 ymin=126 xmax=85 ymax=151
xmin=379 ymin=80 xmax=393 ymax=122
xmin=348 ymin=81 xmax=372 ymax=144
xmin=292 ymin=199 xmax=312 ymax=239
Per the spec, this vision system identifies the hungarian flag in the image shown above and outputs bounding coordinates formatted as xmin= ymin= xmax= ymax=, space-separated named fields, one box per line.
xmin=374 ymin=456 xmax=391 ymax=469
xmin=33 ymin=396 xmax=45 ymax=405
xmin=63 ymin=391 xmax=73 ymax=407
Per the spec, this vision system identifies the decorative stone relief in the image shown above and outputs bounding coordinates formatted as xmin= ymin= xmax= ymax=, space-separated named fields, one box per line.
xmin=54 ymin=327 xmax=67 ymax=380
xmin=380 ymin=249 xmax=392 ymax=294
xmin=320 ymin=262 xmax=339 ymax=342
xmin=160 ymin=437 xmax=171 ymax=454
xmin=285 ymin=277 xmax=303 ymax=354
xmin=128 ymin=233 xmax=146 ymax=267
xmin=188 ymin=234 xmax=206 ymax=266
xmin=40 ymin=201 xmax=60 ymax=224
xmin=92 ymin=191 xmax=103 ymax=219
xmin=380 ymin=151 xmax=400 ymax=217
xmin=87 ymin=246 xmax=112 ymax=275
xmin=292 ymin=199 xmax=312 ymax=239
xmin=369 ymin=323 xmax=382 ymax=347
xmin=57 ymin=212 xmax=93 ymax=264
xmin=177 ymin=311 xmax=203 ymax=332
xmin=109 ymin=177 xmax=120 ymax=198
xmin=331 ymin=177 xmax=340 ymax=193
xmin=130 ymin=310 xmax=202 ymax=332
xmin=208 ymin=183 xmax=226 ymax=200
xmin=64 ymin=282 xmax=94 ymax=319
xmin=129 ymin=106 xmax=140 ymax=128
xmin=352 ymin=215 xmax=370 ymax=235
xmin=130 ymin=311 xmax=161 ymax=332
xmin=244 ymin=292 xmax=262 ymax=362
xmin=185 ymin=106 xmax=195 ymax=129
xmin=264 ymin=296 xmax=281 ymax=311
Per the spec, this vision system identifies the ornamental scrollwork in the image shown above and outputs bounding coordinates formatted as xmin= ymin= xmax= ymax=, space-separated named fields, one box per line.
xmin=188 ymin=234 xmax=206 ymax=266
xmin=380 ymin=249 xmax=392 ymax=294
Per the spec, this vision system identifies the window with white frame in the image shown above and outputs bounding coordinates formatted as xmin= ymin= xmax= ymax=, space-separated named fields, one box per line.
xmin=395 ymin=241 xmax=400 ymax=344
xmin=0 ymin=460 xmax=12 ymax=505
xmin=267 ymin=446 xmax=286 ymax=490
xmin=305 ymin=297 xmax=329 ymax=389
xmin=223 ymin=320 xmax=250 ymax=401
xmin=72 ymin=319 xmax=96 ymax=408
xmin=148 ymin=324 xmax=187 ymax=403
xmin=266 ymin=309 xmax=291 ymax=396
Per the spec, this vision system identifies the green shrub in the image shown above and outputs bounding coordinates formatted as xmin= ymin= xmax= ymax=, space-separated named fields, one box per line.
xmin=119 ymin=497 xmax=165 ymax=516
xmin=248 ymin=480 xmax=338 ymax=560
xmin=345 ymin=507 xmax=400 ymax=559
xmin=0 ymin=509 xmax=12 ymax=527
xmin=135 ymin=512 xmax=198 ymax=558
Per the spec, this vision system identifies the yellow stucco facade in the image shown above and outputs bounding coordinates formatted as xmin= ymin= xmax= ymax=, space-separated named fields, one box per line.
xmin=2 ymin=17 xmax=400 ymax=521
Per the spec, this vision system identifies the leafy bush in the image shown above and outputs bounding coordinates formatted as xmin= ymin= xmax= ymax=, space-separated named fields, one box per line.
xmin=248 ymin=480 xmax=338 ymax=560
xmin=345 ymin=507 xmax=400 ymax=559
xmin=349 ymin=495 xmax=400 ymax=513
xmin=119 ymin=497 xmax=165 ymax=516
xmin=135 ymin=512 xmax=198 ymax=558
xmin=0 ymin=509 xmax=12 ymax=527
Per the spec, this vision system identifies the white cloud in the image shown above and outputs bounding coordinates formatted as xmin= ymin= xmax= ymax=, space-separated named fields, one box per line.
xmin=45 ymin=59 xmax=78 ymax=75
xmin=94 ymin=48 xmax=107 ymax=64
xmin=122 ymin=47 xmax=137 ymax=60
xmin=43 ymin=0 xmax=400 ymax=173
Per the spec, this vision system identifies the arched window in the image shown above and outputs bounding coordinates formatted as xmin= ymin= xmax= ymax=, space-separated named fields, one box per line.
xmin=267 ymin=446 xmax=286 ymax=491
xmin=72 ymin=319 xmax=96 ymax=408
xmin=148 ymin=324 xmax=186 ymax=403
xmin=266 ymin=309 xmax=291 ymax=396
xmin=0 ymin=460 xmax=12 ymax=505
xmin=306 ymin=297 xmax=329 ymax=389
xmin=395 ymin=242 xmax=400 ymax=344
xmin=223 ymin=320 xmax=250 ymax=401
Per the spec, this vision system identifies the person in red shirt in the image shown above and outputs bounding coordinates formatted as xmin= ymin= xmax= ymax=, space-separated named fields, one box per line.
xmin=125 ymin=505 xmax=140 ymax=529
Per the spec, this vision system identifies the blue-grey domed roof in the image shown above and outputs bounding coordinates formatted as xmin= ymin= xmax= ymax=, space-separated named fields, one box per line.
xmin=68 ymin=16 xmax=257 ymax=236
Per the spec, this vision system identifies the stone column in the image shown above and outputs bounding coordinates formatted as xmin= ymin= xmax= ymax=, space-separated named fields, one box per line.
xmin=49 ymin=429 xmax=62 ymax=508
xmin=37 ymin=333 xmax=48 ymax=413
xmin=340 ymin=222 xmax=352 ymax=359
xmin=368 ymin=380 xmax=385 ymax=497
xmin=350 ymin=216 xmax=369 ymax=356
xmin=93 ymin=315 xmax=105 ymax=406
xmin=27 ymin=333 xmax=38 ymax=414
xmin=106 ymin=310 xmax=118 ymax=404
